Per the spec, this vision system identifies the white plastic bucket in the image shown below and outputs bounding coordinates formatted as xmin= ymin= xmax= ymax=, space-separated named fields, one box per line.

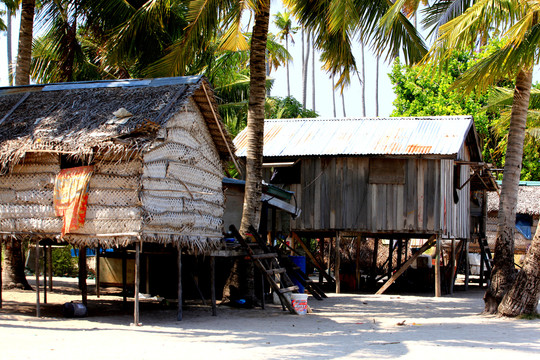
xmin=291 ymin=293 xmax=308 ymax=315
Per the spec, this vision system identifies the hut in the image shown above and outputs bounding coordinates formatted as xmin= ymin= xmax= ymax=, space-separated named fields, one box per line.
xmin=234 ymin=116 xmax=495 ymax=295
xmin=0 ymin=76 xmax=235 ymax=321
xmin=487 ymin=181 xmax=540 ymax=256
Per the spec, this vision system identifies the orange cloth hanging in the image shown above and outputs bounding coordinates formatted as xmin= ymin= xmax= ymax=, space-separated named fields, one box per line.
xmin=53 ymin=166 xmax=94 ymax=236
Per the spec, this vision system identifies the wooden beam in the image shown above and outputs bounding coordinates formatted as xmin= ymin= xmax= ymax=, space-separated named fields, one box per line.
xmin=43 ymin=244 xmax=47 ymax=304
xmin=435 ymin=236 xmax=442 ymax=297
xmin=79 ymin=246 xmax=88 ymax=306
xmin=122 ymin=248 xmax=127 ymax=308
xmin=210 ymin=256 xmax=217 ymax=316
xmin=35 ymin=243 xmax=40 ymax=317
xmin=0 ymin=240 xmax=2 ymax=308
xmin=336 ymin=232 xmax=341 ymax=294
xmin=292 ymin=232 xmax=335 ymax=284
xmin=464 ymin=240 xmax=470 ymax=291
xmin=133 ymin=242 xmax=140 ymax=326
xmin=450 ymin=239 xmax=456 ymax=294
xmin=177 ymin=246 xmax=183 ymax=321
xmin=96 ymin=246 xmax=100 ymax=298
xmin=376 ymin=235 xmax=436 ymax=295
xmin=47 ymin=245 xmax=53 ymax=291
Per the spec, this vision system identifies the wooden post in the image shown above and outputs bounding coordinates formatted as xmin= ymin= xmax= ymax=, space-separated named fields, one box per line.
xmin=134 ymin=241 xmax=140 ymax=326
xmin=96 ymin=246 xmax=100 ymax=298
xmin=35 ymin=242 xmax=40 ymax=317
xmin=335 ymin=232 xmax=341 ymax=294
xmin=177 ymin=245 xmax=182 ymax=321
xmin=450 ymin=238 xmax=456 ymax=294
xmin=79 ymin=246 xmax=87 ymax=306
xmin=122 ymin=248 xmax=127 ymax=307
xmin=355 ymin=236 xmax=361 ymax=290
xmin=435 ymin=236 xmax=442 ymax=297
xmin=371 ymin=238 xmax=379 ymax=285
xmin=48 ymin=245 xmax=53 ymax=291
xmin=397 ymin=239 xmax=403 ymax=268
xmin=210 ymin=256 xmax=216 ymax=316
xmin=43 ymin=244 xmax=47 ymax=304
xmin=319 ymin=238 xmax=324 ymax=284
xmin=388 ymin=239 xmax=394 ymax=280
xmin=0 ymin=240 xmax=2 ymax=308
xmin=464 ymin=240 xmax=470 ymax=291
xmin=145 ymin=254 xmax=150 ymax=294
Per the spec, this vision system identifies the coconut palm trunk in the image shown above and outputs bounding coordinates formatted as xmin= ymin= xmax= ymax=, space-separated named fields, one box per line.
xmin=15 ymin=0 xmax=35 ymax=85
xmin=7 ymin=7 xmax=13 ymax=86
xmin=498 ymin=215 xmax=540 ymax=316
xmin=239 ymin=0 xmax=270 ymax=235
xmin=302 ymin=32 xmax=310 ymax=109
xmin=360 ymin=41 xmax=366 ymax=117
xmin=484 ymin=68 xmax=533 ymax=314
xmin=286 ymin=36 xmax=290 ymax=97
xmin=3 ymin=239 xmax=32 ymax=290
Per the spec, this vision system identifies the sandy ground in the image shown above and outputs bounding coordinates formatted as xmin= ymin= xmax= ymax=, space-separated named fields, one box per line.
xmin=1 ymin=277 xmax=540 ymax=360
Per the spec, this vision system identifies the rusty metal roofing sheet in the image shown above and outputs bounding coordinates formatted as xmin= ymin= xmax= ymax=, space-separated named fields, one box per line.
xmin=234 ymin=116 xmax=475 ymax=158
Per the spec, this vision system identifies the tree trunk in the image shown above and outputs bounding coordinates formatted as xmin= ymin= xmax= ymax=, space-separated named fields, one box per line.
xmin=239 ymin=0 xmax=270 ymax=235
xmin=498 ymin=218 xmax=540 ymax=316
xmin=332 ymin=74 xmax=336 ymax=117
xmin=484 ymin=68 xmax=533 ymax=313
xmin=7 ymin=8 xmax=13 ymax=86
xmin=312 ymin=39 xmax=315 ymax=111
xmin=236 ymin=0 xmax=270 ymax=306
xmin=3 ymin=239 xmax=32 ymax=290
xmin=15 ymin=0 xmax=35 ymax=86
xmin=302 ymin=32 xmax=310 ymax=109
xmin=360 ymin=41 xmax=366 ymax=117
xmin=286 ymin=37 xmax=290 ymax=97
xmin=342 ymin=92 xmax=346 ymax=117
xmin=375 ymin=56 xmax=379 ymax=117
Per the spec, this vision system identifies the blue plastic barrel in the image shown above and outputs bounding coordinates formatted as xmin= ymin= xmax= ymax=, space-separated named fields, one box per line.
xmin=288 ymin=256 xmax=306 ymax=293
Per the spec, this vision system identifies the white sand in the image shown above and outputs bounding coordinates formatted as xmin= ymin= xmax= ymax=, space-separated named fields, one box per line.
xmin=1 ymin=278 xmax=539 ymax=360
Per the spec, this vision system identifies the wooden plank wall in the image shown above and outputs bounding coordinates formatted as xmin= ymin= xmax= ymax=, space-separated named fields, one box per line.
xmin=290 ymin=156 xmax=471 ymax=235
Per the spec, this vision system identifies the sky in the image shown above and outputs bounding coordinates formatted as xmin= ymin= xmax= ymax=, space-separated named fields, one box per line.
xmin=0 ymin=3 xmax=396 ymax=118
xmin=2 ymin=2 xmax=538 ymax=119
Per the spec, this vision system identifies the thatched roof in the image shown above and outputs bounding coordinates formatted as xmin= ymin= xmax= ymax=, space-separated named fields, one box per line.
xmin=488 ymin=183 xmax=540 ymax=215
xmin=0 ymin=76 xmax=235 ymax=170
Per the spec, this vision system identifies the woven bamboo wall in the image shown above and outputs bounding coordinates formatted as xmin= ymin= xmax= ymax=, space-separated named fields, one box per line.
xmin=141 ymin=98 xmax=224 ymax=251
xmin=0 ymin=152 xmax=59 ymax=235
xmin=0 ymin=151 xmax=143 ymax=247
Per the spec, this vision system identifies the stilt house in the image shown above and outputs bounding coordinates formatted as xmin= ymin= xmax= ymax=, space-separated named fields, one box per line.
xmin=0 ymin=76 xmax=235 ymax=320
xmin=234 ymin=116 xmax=494 ymax=294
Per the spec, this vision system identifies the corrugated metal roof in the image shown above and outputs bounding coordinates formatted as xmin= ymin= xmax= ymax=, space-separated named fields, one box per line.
xmin=234 ymin=116 xmax=475 ymax=158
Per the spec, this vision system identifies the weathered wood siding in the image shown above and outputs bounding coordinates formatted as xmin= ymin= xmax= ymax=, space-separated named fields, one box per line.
xmin=142 ymin=98 xmax=224 ymax=250
xmin=290 ymin=156 xmax=470 ymax=237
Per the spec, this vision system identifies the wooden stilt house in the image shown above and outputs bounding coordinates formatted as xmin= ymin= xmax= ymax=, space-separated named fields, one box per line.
xmin=234 ymin=116 xmax=495 ymax=295
xmin=0 ymin=76 xmax=235 ymax=321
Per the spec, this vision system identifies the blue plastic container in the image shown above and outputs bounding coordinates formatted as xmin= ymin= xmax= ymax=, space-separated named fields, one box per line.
xmin=288 ymin=256 xmax=306 ymax=293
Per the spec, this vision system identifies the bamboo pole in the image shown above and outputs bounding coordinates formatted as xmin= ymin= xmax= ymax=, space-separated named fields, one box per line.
xmin=0 ymin=241 xmax=2 ymax=308
xmin=177 ymin=246 xmax=183 ymax=321
xmin=210 ymin=256 xmax=217 ymax=316
xmin=335 ymin=232 xmax=341 ymax=294
xmin=450 ymin=238 xmax=456 ymax=294
xmin=133 ymin=241 xmax=140 ymax=326
xmin=79 ymin=247 xmax=87 ymax=306
xmin=464 ymin=240 xmax=470 ymax=291
xmin=43 ymin=244 xmax=47 ymax=304
xmin=35 ymin=243 xmax=40 ymax=317
xmin=96 ymin=246 xmax=100 ymax=298
xmin=435 ymin=236 xmax=442 ymax=297
xmin=48 ymin=245 xmax=53 ymax=291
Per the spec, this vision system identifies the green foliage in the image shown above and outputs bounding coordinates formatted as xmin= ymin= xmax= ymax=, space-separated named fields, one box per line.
xmin=266 ymin=96 xmax=318 ymax=119
xmin=51 ymin=246 xmax=78 ymax=277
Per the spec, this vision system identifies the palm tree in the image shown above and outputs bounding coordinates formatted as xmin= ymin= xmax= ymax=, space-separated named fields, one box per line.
xmin=273 ymin=11 xmax=298 ymax=97
xmin=1 ymin=1 xmax=19 ymax=85
xmin=417 ymin=0 xmax=538 ymax=315
xmin=14 ymin=0 xmax=35 ymax=85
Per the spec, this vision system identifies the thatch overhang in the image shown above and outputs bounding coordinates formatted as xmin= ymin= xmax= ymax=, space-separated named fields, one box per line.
xmin=488 ymin=183 xmax=540 ymax=216
xmin=0 ymin=76 xmax=236 ymax=171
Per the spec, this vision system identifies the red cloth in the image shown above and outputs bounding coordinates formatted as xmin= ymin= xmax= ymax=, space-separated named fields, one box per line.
xmin=53 ymin=166 xmax=94 ymax=236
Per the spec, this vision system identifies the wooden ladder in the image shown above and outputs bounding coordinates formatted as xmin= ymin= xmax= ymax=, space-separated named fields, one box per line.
xmin=247 ymin=226 xmax=327 ymax=301
xmin=479 ymin=237 xmax=493 ymax=286
xmin=229 ymin=225 xmax=298 ymax=314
